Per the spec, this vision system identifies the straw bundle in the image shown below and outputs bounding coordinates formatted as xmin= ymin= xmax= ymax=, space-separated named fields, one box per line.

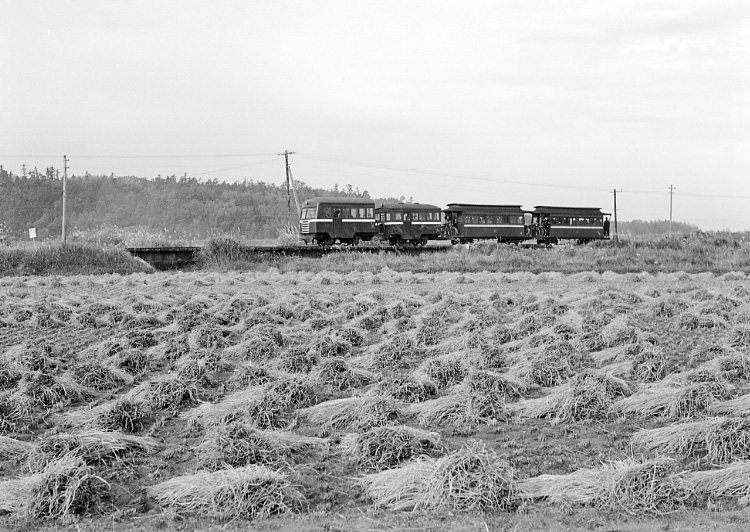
xmin=299 ymin=396 xmax=401 ymax=431
xmin=690 ymin=461 xmax=750 ymax=501
xmin=198 ymin=422 xmax=325 ymax=470
xmin=72 ymin=362 xmax=133 ymax=391
xmin=711 ymin=393 xmax=750 ymax=416
xmin=378 ymin=376 xmax=437 ymax=403
xmin=407 ymin=388 xmax=505 ymax=426
xmin=511 ymin=370 xmax=629 ymax=422
xmin=361 ymin=440 xmax=516 ymax=511
xmin=317 ymin=358 xmax=374 ymax=390
xmin=615 ymin=382 xmax=722 ymax=419
xmin=0 ymin=453 xmax=107 ymax=520
xmin=632 ymin=417 xmax=750 ymax=463
xmin=148 ymin=465 xmax=300 ymax=519
xmin=519 ymin=457 xmax=692 ymax=515
xmin=29 ymin=429 xmax=159 ymax=468
xmin=341 ymin=425 xmax=442 ymax=470
xmin=0 ymin=435 xmax=34 ymax=459
xmin=0 ymin=391 xmax=32 ymax=433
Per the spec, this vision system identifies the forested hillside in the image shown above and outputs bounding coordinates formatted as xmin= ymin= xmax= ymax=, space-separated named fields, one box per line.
xmin=0 ymin=165 xmax=374 ymax=241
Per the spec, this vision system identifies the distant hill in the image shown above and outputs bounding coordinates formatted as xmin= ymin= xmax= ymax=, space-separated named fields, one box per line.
xmin=616 ymin=219 xmax=701 ymax=237
xmin=0 ymin=165 xmax=388 ymax=241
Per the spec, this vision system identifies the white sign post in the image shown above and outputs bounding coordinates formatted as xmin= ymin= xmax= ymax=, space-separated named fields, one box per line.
xmin=28 ymin=228 xmax=37 ymax=240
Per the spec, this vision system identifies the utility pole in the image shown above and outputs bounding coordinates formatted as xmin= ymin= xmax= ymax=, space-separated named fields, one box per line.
xmin=62 ymin=155 xmax=69 ymax=243
xmin=610 ymin=188 xmax=621 ymax=242
xmin=278 ymin=150 xmax=296 ymax=227
xmin=668 ymin=184 xmax=676 ymax=237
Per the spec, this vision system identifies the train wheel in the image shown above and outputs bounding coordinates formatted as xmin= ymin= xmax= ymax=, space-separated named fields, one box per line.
xmin=352 ymin=235 xmax=361 ymax=246
xmin=419 ymin=236 xmax=428 ymax=247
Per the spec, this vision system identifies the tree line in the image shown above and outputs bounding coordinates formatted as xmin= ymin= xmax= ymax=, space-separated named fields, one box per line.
xmin=0 ymin=165 xmax=375 ymax=241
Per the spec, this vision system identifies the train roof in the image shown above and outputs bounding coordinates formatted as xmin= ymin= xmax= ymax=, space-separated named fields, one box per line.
xmin=444 ymin=203 xmax=525 ymax=212
xmin=533 ymin=206 xmax=610 ymax=215
xmin=376 ymin=202 xmax=441 ymax=210
xmin=302 ymin=197 xmax=375 ymax=206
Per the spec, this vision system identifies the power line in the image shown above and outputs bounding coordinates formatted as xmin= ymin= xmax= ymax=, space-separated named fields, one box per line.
xmin=296 ymin=152 xmax=612 ymax=193
xmin=0 ymin=153 xmax=277 ymax=159
xmin=195 ymin=157 xmax=283 ymax=176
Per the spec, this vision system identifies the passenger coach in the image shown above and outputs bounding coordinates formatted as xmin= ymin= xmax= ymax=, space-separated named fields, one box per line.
xmin=374 ymin=202 xmax=442 ymax=246
xmin=442 ymin=204 xmax=527 ymax=244
xmin=529 ymin=206 xmax=610 ymax=243
xmin=299 ymin=197 xmax=376 ymax=246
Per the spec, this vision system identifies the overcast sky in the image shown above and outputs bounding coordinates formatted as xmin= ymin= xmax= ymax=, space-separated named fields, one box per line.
xmin=2 ymin=1 xmax=748 ymax=230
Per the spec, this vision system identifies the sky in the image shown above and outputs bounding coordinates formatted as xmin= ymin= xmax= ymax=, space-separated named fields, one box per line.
xmin=1 ymin=1 xmax=749 ymax=230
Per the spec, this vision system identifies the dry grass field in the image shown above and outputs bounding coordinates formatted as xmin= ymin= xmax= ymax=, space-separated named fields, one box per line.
xmin=2 ymin=267 xmax=750 ymax=531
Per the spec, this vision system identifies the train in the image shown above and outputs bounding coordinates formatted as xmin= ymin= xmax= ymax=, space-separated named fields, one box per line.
xmin=299 ymin=196 xmax=611 ymax=246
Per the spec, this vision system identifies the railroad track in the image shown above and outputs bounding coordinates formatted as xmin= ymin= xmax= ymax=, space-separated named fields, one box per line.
xmin=126 ymin=244 xmax=449 ymax=269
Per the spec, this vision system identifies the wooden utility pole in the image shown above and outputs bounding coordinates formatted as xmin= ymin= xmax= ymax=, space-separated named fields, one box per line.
xmin=62 ymin=155 xmax=69 ymax=242
xmin=668 ymin=184 xmax=676 ymax=236
xmin=278 ymin=150 xmax=296 ymax=226
xmin=611 ymin=188 xmax=621 ymax=242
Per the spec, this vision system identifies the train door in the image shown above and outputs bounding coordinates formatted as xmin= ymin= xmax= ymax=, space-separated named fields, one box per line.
xmin=402 ymin=209 xmax=413 ymax=239
xmin=332 ymin=208 xmax=343 ymax=239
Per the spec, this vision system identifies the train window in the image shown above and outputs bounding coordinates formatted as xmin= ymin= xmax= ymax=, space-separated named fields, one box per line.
xmin=367 ymin=208 xmax=373 ymax=218
xmin=358 ymin=208 xmax=365 ymax=218
xmin=385 ymin=213 xmax=391 ymax=221
xmin=323 ymin=207 xmax=332 ymax=219
xmin=478 ymin=215 xmax=485 ymax=224
xmin=394 ymin=211 xmax=403 ymax=221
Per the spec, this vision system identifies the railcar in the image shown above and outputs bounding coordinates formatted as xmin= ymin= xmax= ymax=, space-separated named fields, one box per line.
xmin=529 ymin=206 xmax=611 ymax=243
xmin=442 ymin=204 xmax=527 ymax=244
xmin=299 ymin=197 xmax=376 ymax=246
xmin=374 ymin=202 xmax=442 ymax=246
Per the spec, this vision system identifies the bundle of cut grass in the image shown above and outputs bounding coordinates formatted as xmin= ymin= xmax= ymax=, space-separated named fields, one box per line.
xmin=509 ymin=369 xmax=628 ymax=422
xmin=715 ymin=354 xmax=750 ymax=382
xmin=631 ymin=417 xmax=750 ymax=463
xmin=377 ymin=376 xmax=437 ymax=403
xmin=341 ymin=425 xmax=442 ymax=470
xmin=125 ymin=374 xmax=199 ymax=412
xmin=360 ymin=440 xmax=516 ymax=511
xmin=337 ymin=326 xmax=366 ymax=347
xmin=373 ymin=335 xmax=423 ymax=369
xmin=227 ymin=334 xmax=279 ymax=362
xmin=528 ymin=343 xmax=587 ymax=387
xmin=423 ymin=356 xmax=467 ymax=388
xmin=184 ymin=387 xmax=267 ymax=429
xmin=317 ymin=358 xmax=374 ymax=390
xmin=148 ymin=465 xmax=300 ymax=519
xmin=28 ymin=429 xmax=159 ymax=468
xmin=175 ymin=350 xmax=228 ymax=385
xmin=299 ymin=396 xmax=401 ymax=431
xmin=631 ymin=347 xmax=671 ymax=382
xmin=198 ymin=422 xmax=325 ymax=470
xmin=407 ymin=388 xmax=506 ymax=426
xmin=18 ymin=372 xmax=91 ymax=408
xmin=0 ymin=391 xmax=32 ymax=433
xmin=711 ymin=393 xmax=750 ymax=417
xmin=690 ymin=461 xmax=750 ymax=501
xmin=730 ymin=325 xmax=750 ymax=349
xmin=227 ymin=363 xmax=275 ymax=389
xmin=72 ymin=361 xmax=133 ymax=391
xmin=278 ymin=346 xmax=317 ymax=374
xmin=0 ymin=453 xmax=108 ymax=520
xmin=615 ymin=381 xmax=724 ymax=419
xmin=462 ymin=368 xmax=528 ymax=401
xmin=518 ymin=456 xmax=692 ymax=515
xmin=311 ymin=334 xmax=352 ymax=358
xmin=0 ymin=435 xmax=34 ymax=459
xmin=95 ymin=399 xmax=147 ymax=433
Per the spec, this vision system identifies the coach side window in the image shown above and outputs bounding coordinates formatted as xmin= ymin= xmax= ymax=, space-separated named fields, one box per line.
xmin=323 ymin=207 xmax=332 ymax=218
